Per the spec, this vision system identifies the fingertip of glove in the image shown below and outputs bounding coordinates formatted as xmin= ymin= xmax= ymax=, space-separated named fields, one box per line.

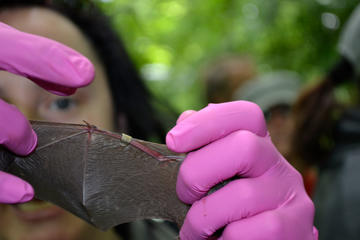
xmin=73 ymin=55 xmax=95 ymax=87
xmin=40 ymin=44 xmax=95 ymax=93
xmin=166 ymin=128 xmax=192 ymax=153
xmin=176 ymin=110 xmax=196 ymax=124
xmin=166 ymin=132 xmax=177 ymax=152
xmin=1 ymin=106 xmax=38 ymax=156
xmin=18 ymin=182 xmax=34 ymax=203
xmin=26 ymin=129 xmax=38 ymax=155
xmin=313 ymin=226 xmax=319 ymax=240
xmin=167 ymin=122 xmax=197 ymax=152
xmin=0 ymin=173 xmax=34 ymax=204
xmin=15 ymin=128 xmax=38 ymax=156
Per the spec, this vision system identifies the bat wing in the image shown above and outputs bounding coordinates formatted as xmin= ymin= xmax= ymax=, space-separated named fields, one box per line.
xmin=3 ymin=121 xmax=189 ymax=230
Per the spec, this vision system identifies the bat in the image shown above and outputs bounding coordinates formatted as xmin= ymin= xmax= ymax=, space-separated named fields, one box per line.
xmin=0 ymin=121 xmax=189 ymax=230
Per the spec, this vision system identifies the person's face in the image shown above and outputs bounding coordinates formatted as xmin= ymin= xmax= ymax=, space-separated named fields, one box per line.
xmin=0 ymin=7 xmax=118 ymax=240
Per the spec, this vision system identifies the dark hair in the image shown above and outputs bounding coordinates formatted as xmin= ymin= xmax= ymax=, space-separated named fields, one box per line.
xmin=0 ymin=0 xmax=167 ymax=141
xmin=291 ymin=57 xmax=355 ymax=165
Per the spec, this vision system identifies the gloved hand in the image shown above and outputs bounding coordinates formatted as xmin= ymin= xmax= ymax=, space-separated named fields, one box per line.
xmin=167 ymin=101 xmax=318 ymax=240
xmin=0 ymin=22 xmax=94 ymax=204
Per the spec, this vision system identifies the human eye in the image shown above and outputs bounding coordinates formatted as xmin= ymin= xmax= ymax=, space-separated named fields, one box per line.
xmin=38 ymin=92 xmax=87 ymax=122
xmin=49 ymin=97 xmax=77 ymax=112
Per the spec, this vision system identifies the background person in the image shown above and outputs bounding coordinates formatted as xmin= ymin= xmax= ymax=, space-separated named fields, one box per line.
xmin=291 ymin=4 xmax=360 ymax=240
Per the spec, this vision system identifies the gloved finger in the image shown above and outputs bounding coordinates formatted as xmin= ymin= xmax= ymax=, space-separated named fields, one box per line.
xmin=0 ymin=171 xmax=34 ymax=204
xmin=166 ymin=101 xmax=267 ymax=153
xmin=313 ymin=227 xmax=319 ymax=240
xmin=0 ymin=22 xmax=94 ymax=96
xmin=176 ymin=130 xmax=280 ymax=203
xmin=176 ymin=110 xmax=197 ymax=124
xmin=180 ymin=175 xmax=309 ymax=240
xmin=218 ymin=203 xmax=316 ymax=240
xmin=0 ymin=99 xmax=36 ymax=155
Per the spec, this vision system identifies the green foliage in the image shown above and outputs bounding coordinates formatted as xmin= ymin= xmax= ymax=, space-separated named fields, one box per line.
xmin=97 ymin=0 xmax=359 ymax=112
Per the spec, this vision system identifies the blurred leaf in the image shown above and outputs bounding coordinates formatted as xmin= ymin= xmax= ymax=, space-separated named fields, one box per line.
xmin=97 ymin=0 xmax=359 ymax=112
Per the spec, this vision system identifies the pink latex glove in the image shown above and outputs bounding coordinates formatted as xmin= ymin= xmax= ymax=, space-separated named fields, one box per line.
xmin=0 ymin=22 xmax=94 ymax=204
xmin=167 ymin=101 xmax=318 ymax=240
